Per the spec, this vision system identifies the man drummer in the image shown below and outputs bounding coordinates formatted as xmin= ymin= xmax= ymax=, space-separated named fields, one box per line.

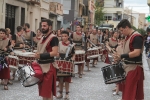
xmin=23 ymin=23 xmax=36 ymax=47
xmin=34 ymin=19 xmax=59 ymax=100
xmin=89 ymin=28 xmax=100 ymax=67
xmin=70 ymin=25 xmax=85 ymax=78
xmin=11 ymin=26 xmax=26 ymax=49
xmin=56 ymin=30 xmax=75 ymax=100
xmin=0 ymin=28 xmax=13 ymax=90
xmin=113 ymin=19 xmax=144 ymax=100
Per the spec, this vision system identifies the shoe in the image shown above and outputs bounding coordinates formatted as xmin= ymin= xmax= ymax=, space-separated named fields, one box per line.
xmin=79 ymin=74 xmax=82 ymax=78
xmin=64 ymin=92 xmax=69 ymax=100
xmin=4 ymin=84 xmax=8 ymax=90
xmin=113 ymin=92 xmax=119 ymax=95
xmin=8 ymin=81 xmax=13 ymax=85
xmin=56 ymin=91 xmax=63 ymax=99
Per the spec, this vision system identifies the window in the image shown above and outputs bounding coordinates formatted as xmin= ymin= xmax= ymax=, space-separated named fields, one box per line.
xmin=104 ymin=16 xmax=112 ymax=20
xmin=108 ymin=16 xmax=112 ymax=20
xmin=21 ymin=8 xmax=25 ymax=26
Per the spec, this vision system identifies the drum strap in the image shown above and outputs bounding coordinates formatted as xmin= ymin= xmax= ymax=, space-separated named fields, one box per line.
xmin=65 ymin=43 xmax=75 ymax=58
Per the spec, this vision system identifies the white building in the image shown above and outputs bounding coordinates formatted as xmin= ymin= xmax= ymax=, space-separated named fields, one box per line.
xmin=103 ymin=0 xmax=124 ymax=28
xmin=124 ymin=7 xmax=146 ymax=29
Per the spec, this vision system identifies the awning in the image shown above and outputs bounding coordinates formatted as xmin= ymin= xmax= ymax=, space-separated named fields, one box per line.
xmin=49 ymin=12 xmax=58 ymax=17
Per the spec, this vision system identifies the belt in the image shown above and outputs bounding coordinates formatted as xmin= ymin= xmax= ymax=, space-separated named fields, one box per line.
xmin=38 ymin=59 xmax=54 ymax=64
xmin=123 ymin=60 xmax=142 ymax=65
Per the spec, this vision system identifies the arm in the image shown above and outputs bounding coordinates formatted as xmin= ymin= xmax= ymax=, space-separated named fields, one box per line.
xmin=114 ymin=36 xmax=143 ymax=61
xmin=50 ymin=46 xmax=58 ymax=57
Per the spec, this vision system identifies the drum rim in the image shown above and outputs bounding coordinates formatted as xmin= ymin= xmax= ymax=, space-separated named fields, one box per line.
xmin=22 ymin=76 xmax=40 ymax=87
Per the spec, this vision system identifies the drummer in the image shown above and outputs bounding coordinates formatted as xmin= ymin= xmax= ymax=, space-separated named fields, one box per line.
xmin=0 ymin=28 xmax=13 ymax=90
xmin=56 ymin=30 xmax=75 ymax=100
xmin=34 ymin=29 xmax=42 ymax=48
xmin=11 ymin=26 xmax=32 ymax=50
xmin=23 ymin=23 xmax=36 ymax=47
xmin=34 ymin=19 xmax=59 ymax=100
xmin=88 ymin=28 xmax=100 ymax=67
xmin=57 ymin=29 xmax=62 ymax=41
xmin=114 ymin=19 xmax=144 ymax=100
xmin=108 ymin=31 xmax=119 ymax=50
xmin=70 ymin=25 xmax=85 ymax=78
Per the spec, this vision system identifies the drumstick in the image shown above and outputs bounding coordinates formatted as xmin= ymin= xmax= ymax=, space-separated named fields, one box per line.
xmin=87 ymin=38 xmax=97 ymax=47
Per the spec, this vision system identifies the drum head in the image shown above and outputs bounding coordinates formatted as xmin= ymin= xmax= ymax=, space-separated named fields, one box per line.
xmin=17 ymin=65 xmax=40 ymax=87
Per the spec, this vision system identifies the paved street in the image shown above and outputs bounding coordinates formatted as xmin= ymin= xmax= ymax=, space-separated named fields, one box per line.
xmin=0 ymin=53 xmax=150 ymax=100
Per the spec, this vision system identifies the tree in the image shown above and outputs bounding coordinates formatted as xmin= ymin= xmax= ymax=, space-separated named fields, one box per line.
xmin=94 ymin=1 xmax=104 ymax=26
xmin=132 ymin=25 xmax=146 ymax=36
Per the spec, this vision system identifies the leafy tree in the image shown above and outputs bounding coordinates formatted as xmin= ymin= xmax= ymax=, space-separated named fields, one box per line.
xmin=95 ymin=1 xmax=104 ymax=26
xmin=131 ymin=25 xmax=146 ymax=36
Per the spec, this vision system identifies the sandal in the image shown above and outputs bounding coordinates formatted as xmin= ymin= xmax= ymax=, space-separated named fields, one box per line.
xmin=79 ymin=74 xmax=82 ymax=78
xmin=57 ymin=91 xmax=63 ymax=99
xmin=64 ymin=92 xmax=69 ymax=100
xmin=113 ymin=92 xmax=119 ymax=95
xmin=4 ymin=84 xmax=8 ymax=90
xmin=8 ymin=81 xmax=13 ymax=85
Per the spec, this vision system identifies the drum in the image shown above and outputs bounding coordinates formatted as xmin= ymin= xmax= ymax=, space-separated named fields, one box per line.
xmin=0 ymin=55 xmax=7 ymax=69
xmin=56 ymin=60 xmax=74 ymax=77
xmin=74 ymin=50 xmax=85 ymax=64
xmin=8 ymin=55 xmax=19 ymax=71
xmin=87 ymin=47 xmax=99 ymax=59
xmin=97 ymin=47 xmax=102 ymax=55
xmin=101 ymin=63 xmax=125 ymax=84
xmin=14 ymin=50 xmax=35 ymax=67
xmin=17 ymin=62 xmax=43 ymax=87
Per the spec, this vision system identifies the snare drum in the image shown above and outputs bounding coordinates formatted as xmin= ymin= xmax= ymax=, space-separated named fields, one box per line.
xmin=56 ymin=60 xmax=74 ymax=77
xmin=14 ymin=50 xmax=35 ymax=67
xmin=8 ymin=55 xmax=19 ymax=71
xmin=87 ymin=47 xmax=99 ymax=59
xmin=101 ymin=63 xmax=125 ymax=84
xmin=74 ymin=50 xmax=85 ymax=64
xmin=17 ymin=62 xmax=43 ymax=87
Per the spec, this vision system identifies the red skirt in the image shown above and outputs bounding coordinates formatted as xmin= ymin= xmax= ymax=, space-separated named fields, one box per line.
xmin=38 ymin=64 xmax=56 ymax=98
xmin=57 ymin=77 xmax=71 ymax=83
xmin=122 ymin=66 xmax=144 ymax=100
xmin=0 ymin=66 xmax=10 ymax=79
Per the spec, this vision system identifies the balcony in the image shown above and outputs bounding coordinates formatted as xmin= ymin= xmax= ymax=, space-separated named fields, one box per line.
xmin=18 ymin=0 xmax=40 ymax=5
xmin=50 ymin=2 xmax=63 ymax=15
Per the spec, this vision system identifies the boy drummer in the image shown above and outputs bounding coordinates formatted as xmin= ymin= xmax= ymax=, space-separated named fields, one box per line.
xmin=0 ymin=28 xmax=13 ymax=90
xmin=56 ymin=30 xmax=75 ymax=100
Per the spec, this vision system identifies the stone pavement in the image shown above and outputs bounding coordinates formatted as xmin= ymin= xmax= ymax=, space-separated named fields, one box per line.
xmin=0 ymin=53 xmax=150 ymax=100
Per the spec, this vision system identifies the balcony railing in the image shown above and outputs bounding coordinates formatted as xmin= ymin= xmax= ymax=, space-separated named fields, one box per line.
xmin=19 ymin=0 xmax=40 ymax=5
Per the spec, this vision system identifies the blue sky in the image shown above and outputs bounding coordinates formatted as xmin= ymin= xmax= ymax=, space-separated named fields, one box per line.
xmin=124 ymin=0 xmax=149 ymax=16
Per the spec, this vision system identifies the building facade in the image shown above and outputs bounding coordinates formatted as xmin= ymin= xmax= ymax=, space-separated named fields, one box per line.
xmin=103 ymin=0 xmax=124 ymax=28
xmin=0 ymin=0 xmax=63 ymax=34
